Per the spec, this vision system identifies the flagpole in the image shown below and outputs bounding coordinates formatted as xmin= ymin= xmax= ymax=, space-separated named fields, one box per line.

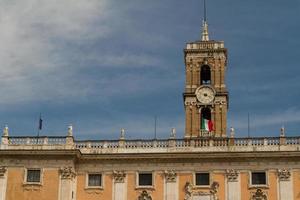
xmin=154 ymin=116 xmax=157 ymax=140
xmin=38 ymin=113 xmax=41 ymax=137
xmin=247 ymin=112 xmax=250 ymax=138
xmin=37 ymin=113 xmax=42 ymax=144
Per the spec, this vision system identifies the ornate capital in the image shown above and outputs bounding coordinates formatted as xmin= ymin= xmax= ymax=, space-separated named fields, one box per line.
xmin=60 ymin=167 xmax=76 ymax=179
xmin=0 ymin=166 xmax=7 ymax=177
xmin=112 ymin=170 xmax=126 ymax=183
xmin=184 ymin=98 xmax=197 ymax=106
xmin=251 ymin=189 xmax=267 ymax=200
xmin=138 ymin=190 xmax=152 ymax=200
xmin=277 ymin=169 xmax=291 ymax=181
xmin=226 ymin=169 xmax=239 ymax=182
xmin=164 ymin=170 xmax=177 ymax=182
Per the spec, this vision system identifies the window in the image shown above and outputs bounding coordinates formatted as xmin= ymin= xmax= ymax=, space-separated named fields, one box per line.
xmin=201 ymin=65 xmax=211 ymax=85
xmin=138 ymin=173 xmax=153 ymax=186
xmin=201 ymin=107 xmax=212 ymax=131
xmin=195 ymin=172 xmax=210 ymax=186
xmin=88 ymin=174 xmax=102 ymax=187
xmin=251 ymin=172 xmax=267 ymax=185
xmin=27 ymin=169 xmax=41 ymax=183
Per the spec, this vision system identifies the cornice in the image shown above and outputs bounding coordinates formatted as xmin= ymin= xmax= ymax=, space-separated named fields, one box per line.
xmin=0 ymin=149 xmax=80 ymax=158
xmin=77 ymin=151 xmax=300 ymax=161
xmin=2 ymin=148 xmax=300 ymax=161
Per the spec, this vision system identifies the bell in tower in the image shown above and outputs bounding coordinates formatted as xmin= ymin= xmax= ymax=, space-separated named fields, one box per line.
xmin=183 ymin=1 xmax=228 ymax=138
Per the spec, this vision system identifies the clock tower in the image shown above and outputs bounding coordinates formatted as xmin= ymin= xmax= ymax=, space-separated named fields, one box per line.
xmin=183 ymin=14 xmax=228 ymax=138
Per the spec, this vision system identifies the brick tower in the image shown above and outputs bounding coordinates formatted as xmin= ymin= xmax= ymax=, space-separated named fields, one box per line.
xmin=183 ymin=10 xmax=228 ymax=138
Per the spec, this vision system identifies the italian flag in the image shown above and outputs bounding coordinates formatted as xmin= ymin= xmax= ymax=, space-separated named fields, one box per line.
xmin=201 ymin=118 xmax=213 ymax=132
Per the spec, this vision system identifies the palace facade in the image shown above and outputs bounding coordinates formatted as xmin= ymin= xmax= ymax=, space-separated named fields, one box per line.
xmin=0 ymin=10 xmax=300 ymax=200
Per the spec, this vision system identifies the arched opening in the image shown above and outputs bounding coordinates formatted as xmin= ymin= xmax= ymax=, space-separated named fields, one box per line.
xmin=201 ymin=65 xmax=211 ymax=85
xmin=201 ymin=107 xmax=213 ymax=131
xmin=201 ymin=107 xmax=211 ymax=121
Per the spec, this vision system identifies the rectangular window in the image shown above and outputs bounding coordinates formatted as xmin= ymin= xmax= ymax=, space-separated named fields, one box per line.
xmin=251 ymin=172 xmax=267 ymax=185
xmin=195 ymin=172 xmax=210 ymax=186
xmin=27 ymin=169 xmax=41 ymax=183
xmin=88 ymin=174 xmax=102 ymax=187
xmin=138 ymin=173 xmax=153 ymax=186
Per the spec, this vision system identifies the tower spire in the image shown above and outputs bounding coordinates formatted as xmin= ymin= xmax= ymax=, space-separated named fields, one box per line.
xmin=201 ymin=0 xmax=209 ymax=41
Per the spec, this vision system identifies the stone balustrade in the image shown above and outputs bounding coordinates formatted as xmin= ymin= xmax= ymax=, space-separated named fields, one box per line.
xmin=1 ymin=135 xmax=300 ymax=153
xmin=7 ymin=136 xmax=66 ymax=145
xmin=185 ymin=41 xmax=225 ymax=50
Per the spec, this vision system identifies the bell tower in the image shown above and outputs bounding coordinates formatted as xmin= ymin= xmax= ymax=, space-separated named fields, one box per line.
xmin=183 ymin=1 xmax=228 ymax=138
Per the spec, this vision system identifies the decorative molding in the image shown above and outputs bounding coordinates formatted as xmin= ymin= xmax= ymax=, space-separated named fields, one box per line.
xmin=251 ymin=189 xmax=267 ymax=200
xmin=112 ymin=170 xmax=126 ymax=183
xmin=214 ymin=100 xmax=227 ymax=105
xmin=226 ymin=169 xmax=239 ymax=182
xmin=138 ymin=190 xmax=152 ymax=200
xmin=184 ymin=98 xmax=197 ymax=106
xmin=0 ymin=166 xmax=6 ymax=177
xmin=184 ymin=182 xmax=193 ymax=200
xmin=184 ymin=181 xmax=219 ymax=200
xmin=277 ymin=169 xmax=291 ymax=181
xmin=164 ymin=170 xmax=177 ymax=182
xmin=23 ymin=184 xmax=42 ymax=191
xmin=60 ymin=167 xmax=76 ymax=179
xmin=85 ymin=189 xmax=102 ymax=194
xmin=210 ymin=181 xmax=220 ymax=200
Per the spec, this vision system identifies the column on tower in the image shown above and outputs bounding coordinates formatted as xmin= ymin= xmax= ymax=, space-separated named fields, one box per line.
xmin=214 ymin=62 xmax=221 ymax=90
xmin=214 ymin=104 xmax=221 ymax=137
xmin=185 ymin=64 xmax=192 ymax=93
xmin=221 ymin=105 xmax=227 ymax=136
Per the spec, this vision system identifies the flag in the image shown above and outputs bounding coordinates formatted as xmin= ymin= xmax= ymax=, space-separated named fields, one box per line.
xmin=201 ymin=118 xmax=213 ymax=132
xmin=39 ymin=115 xmax=43 ymax=130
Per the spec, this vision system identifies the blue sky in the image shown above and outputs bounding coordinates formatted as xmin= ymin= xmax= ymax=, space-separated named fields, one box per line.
xmin=0 ymin=0 xmax=300 ymax=139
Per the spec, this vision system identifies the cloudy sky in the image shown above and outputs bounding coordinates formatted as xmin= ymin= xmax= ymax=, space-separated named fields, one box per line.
xmin=0 ymin=0 xmax=299 ymax=139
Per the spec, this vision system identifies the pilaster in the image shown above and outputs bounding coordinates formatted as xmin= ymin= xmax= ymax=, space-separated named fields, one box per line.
xmin=0 ymin=166 xmax=7 ymax=200
xmin=113 ymin=171 xmax=127 ymax=200
xmin=226 ymin=169 xmax=240 ymax=200
xmin=59 ymin=167 xmax=76 ymax=200
xmin=1 ymin=125 xmax=9 ymax=149
xmin=277 ymin=169 xmax=293 ymax=200
xmin=164 ymin=170 xmax=178 ymax=200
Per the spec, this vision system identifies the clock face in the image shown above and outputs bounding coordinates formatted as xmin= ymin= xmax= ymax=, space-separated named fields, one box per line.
xmin=195 ymin=86 xmax=215 ymax=104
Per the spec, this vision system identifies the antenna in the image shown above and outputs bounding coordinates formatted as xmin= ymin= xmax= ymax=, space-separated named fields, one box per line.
xmin=154 ymin=116 xmax=157 ymax=139
xmin=247 ymin=112 xmax=250 ymax=137
xmin=201 ymin=0 xmax=209 ymax=41
xmin=204 ymin=0 xmax=207 ymax=22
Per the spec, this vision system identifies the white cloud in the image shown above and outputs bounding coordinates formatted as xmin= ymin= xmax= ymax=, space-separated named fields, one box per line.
xmin=0 ymin=0 xmax=113 ymax=104
xmin=0 ymin=0 xmax=168 ymax=105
